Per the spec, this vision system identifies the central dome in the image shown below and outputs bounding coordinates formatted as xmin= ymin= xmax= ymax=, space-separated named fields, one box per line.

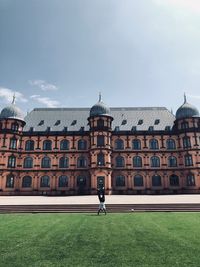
xmin=90 ymin=94 xmax=111 ymax=117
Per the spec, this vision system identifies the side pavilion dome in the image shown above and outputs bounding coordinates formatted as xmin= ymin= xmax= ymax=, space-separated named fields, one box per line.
xmin=90 ymin=94 xmax=111 ymax=117
xmin=176 ymin=94 xmax=199 ymax=120
xmin=0 ymin=95 xmax=24 ymax=120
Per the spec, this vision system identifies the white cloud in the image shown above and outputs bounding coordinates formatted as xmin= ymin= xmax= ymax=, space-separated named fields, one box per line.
xmin=153 ymin=0 xmax=200 ymax=14
xmin=29 ymin=80 xmax=58 ymax=91
xmin=30 ymin=95 xmax=60 ymax=108
xmin=0 ymin=87 xmax=27 ymax=103
xmin=30 ymin=95 xmax=41 ymax=99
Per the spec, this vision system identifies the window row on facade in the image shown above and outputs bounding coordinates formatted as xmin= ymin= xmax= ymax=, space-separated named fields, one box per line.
xmin=0 ymin=122 xmax=19 ymax=131
xmin=6 ymin=175 xmax=86 ymax=188
xmin=115 ymin=174 xmax=196 ymax=187
xmin=5 ymin=173 xmax=196 ymax=188
xmin=8 ymin=137 xmax=195 ymax=150
xmin=114 ymin=137 xmax=193 ymax=150
xmin=7 ymin=156 xmax=87 ymax=168
xmin=1 ymin=119 xmax=199 ymax=133
xmin=7 ymin=154 xmax=194 ymax=168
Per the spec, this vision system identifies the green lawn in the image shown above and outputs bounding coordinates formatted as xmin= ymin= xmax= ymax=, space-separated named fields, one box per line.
xmin=0 ymin=213 xmax=200 ymax=267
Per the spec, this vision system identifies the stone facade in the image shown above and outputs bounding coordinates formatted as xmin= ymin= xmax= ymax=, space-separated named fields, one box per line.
xmin=0 ymin=96 xmax=199 ymax=195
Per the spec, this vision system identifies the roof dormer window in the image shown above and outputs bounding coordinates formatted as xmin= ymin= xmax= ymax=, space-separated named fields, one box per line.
xmin=121 ymin=119 xmax=127 ymax=125
xmin=38 ymin=120 xmax=44 ymax=126
xmin=55 ymin=120 xmax=61 ymax=126
xmin=71 ymin=120 xmax=77 ymax=126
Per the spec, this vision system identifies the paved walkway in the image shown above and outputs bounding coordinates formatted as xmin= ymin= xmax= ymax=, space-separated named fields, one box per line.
xmin=1 ymin=194 xmax=200 ymax=205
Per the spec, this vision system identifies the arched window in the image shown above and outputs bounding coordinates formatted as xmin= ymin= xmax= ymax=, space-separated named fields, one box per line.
xmin=6 ymin=174 xmax=15 ymax=188
xmin=133 ymin=156 xmax=142 ymax=167
xmin=149 ymin=139 xmax=159 ymax=149
xmin=43 ymin=140 xmax=52 ymax=150
xmin=185 ymin=154 xmax=193 ymax=166
xmin=8 ymin=155 xmax=16 ymax=168
xmin=183 ymin=136 xmax=191 ymax=148
xmin=77 ymin=176 xmax=86 ymax=186
xmin=97 ymin=136 xmax=105 ymax=147
xmin=9 ymin=138 xmax=17 ymax=149
xmin=40 ymin=176 xmax=50 ymax=187
xmin=116 ymin=156 xmax=125 ymax=167
xmin=78 ymin=139 xmax=87 ymax=150
xmin=77 ymin=156 xmax=87 ymax=168
xmin=132 ymin=139 xmax=141 ymax=150
xmin=58 ymin=175 xmax=68 ymax=187
xmin=169 ymin=175 xmax=179 ymax=186
xmin=60 ymin=139 xmax=69 ymax=150
xmin=97 ymin=153 xmax=105 ymax=166
xmin=168 ymin=156 xmax=177 ymax=167
xmin=115 ymin=139 xmax=124 ymax=150
xmin=116 ymin=175 xmax=125 ymax=187
xmin=25 ymin=140 xmax=34 ymax=151
xmin=11 ymin=123 xmax=19 ymax=131
xmin=134 ymin=175 xmax=143 ymax=187
xmin=187 ymin=174 xmax=195 ymax=186
xmin=23 ymin=157 xmax=33 ymax=168
xmin=152 ymin=175 xmax=161 ymax=186
xmin=22 ymin=176 xmax=32 ymax=188
xmin=166 ymin=139 xmax=176 ymax=150
xmin=59 ymin=157 xmax=69 ymax=168
xmin=41 ymin=157 xmax=51 ymax=168
xmin=150 ymin=156 xmax=160 ymax=167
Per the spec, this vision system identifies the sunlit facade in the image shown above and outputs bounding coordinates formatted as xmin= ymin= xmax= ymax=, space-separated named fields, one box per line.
xmin=0 ymin=95 xmax=199 ymax=195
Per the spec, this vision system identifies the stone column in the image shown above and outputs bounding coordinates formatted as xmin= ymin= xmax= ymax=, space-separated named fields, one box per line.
xmin=127 ymin=171 xmax=132 ymax=189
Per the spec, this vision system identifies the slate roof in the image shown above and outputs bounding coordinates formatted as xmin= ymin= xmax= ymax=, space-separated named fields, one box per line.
xmin=23 ymin=107 xmax=175 ymax=132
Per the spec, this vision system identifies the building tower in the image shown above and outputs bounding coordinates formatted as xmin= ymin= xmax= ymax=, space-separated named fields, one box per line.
xmin=88 ymin=94 xmax=113 ymax=195
xmin=0 ymin=96 xmax=25 ymax=193
xmin=174 ymin=94 xmax=200 ymax=191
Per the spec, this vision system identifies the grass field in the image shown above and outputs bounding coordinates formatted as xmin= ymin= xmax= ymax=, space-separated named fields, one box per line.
xmin=0 ymin=213 xmax=200 ymax=267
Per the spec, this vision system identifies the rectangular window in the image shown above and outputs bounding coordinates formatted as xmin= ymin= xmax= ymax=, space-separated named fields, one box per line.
xmin=97 ymin=136 xmax=105 ymax=147
xmin=181 ymin=122 xmax=189 ymax=129
xmin=183 ymin=137 xmax=191 ymax=148
xmin=187 ymin=175 xmax=195 ymax=186
xmin=8 ymin=156 xmax=16 ymax=168
xmin=9 ymin=139 xmax=17 ymax=149
xmin=185 ymin=155 xmax=193 ymax=166
xmin=6 ymin=176 xmax=14 ymax=188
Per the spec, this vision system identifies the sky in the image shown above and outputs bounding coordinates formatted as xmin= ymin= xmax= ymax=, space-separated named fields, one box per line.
xmin=0 ymin=0 xmax=200 ymax=115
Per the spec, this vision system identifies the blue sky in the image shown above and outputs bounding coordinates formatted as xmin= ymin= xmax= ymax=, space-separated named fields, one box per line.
xmin=0 ymin=0 xmax=200 ymax=114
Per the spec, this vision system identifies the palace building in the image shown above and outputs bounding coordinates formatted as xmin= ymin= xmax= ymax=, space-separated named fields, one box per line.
xmin=0 ymin=95 xmax=199 ymax=195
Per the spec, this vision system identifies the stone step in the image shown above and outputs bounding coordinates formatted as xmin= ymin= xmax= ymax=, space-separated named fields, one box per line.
xmin=1 ymin=203 xmax=200 ymax=213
